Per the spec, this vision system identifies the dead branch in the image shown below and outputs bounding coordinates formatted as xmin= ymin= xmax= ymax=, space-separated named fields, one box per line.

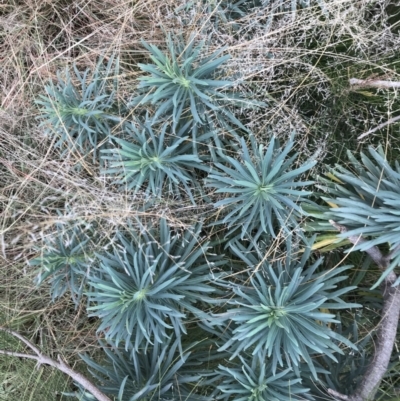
xmin=348 ymin=77 xmax=400 ymax=140
xmin=0 ymin=327 xmax=112 ymax=401
xmin=328 ymin=221 xmax=400 ymax=401
xmin=357 ymin=115 xmax=400 ymax=140
xmin=349 ymin=78 xmax=400 ymax=89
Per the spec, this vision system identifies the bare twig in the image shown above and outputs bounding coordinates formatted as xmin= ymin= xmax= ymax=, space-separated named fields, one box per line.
xmin=327 ymin=221 xmax=400 ymax=401
xmin=349 ymin=78 xmax=400 ymax=89
xmin=348 ymin=77 xmax=400 ymax=140
xmin=328 ymin=388 xmax=350 ymax=400
xmin=357 ymin=115 xmax=400 ymax=140
xmin=0 ymin=327 xmax=42 ymax=355
xmin=0 ymin=350 xmax=40 ymax=360
xmin=0 ymin=327 xmax=112 ymax=401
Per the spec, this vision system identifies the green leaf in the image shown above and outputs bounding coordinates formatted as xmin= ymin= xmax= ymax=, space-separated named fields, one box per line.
xmin=213 ymin=237 xmax=358 ymax=379
xmin=130 ymin=33 xmax=262 ymax=134
xmin=207 ymin=134 xmax=315 ymax=239
xmin=319 ymin=146 xmax=400 ymax=287
xmin=35 ymin=55 xmax=121 ymax=163
xmin=86 ymin=219 xmax=221 ymax=354
xmin=101 ymin=120 xmax=203 ymax=203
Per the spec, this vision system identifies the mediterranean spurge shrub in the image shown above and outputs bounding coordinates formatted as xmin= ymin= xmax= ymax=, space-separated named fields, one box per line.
xmin=30 ymin=32 xmax=377 ymax=401
xmin=101 ymin=120 xmax=210 ymax=202
xmin=130 ymin=34 xmax=259 ymax=133
xmin=65 ymin=338 xmax=210 ymax=401
xmin=314 ymin=145 xmax=400 ymax=287
xmin=207 ymin=133 xmax=316 ymax=241
xmin=261 ymin=0 xmax=329 ymax=18
xmin=86 ymin=219 xmax=222 ymax=355
xmin=36 ymin=55 xmax=121 ymax=162
xmin=213 ymin=239 xmax=360 ymax=379
xmin=29 ymin=223 xmax=99 ymax=307
xmin=185 ymin=0 xmax=329 ymax=30
xmin=215 ymin=351 xmax=311 ymax=401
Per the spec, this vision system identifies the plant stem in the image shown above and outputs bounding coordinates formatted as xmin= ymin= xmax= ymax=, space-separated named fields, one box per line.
xmin=349 ymin=78 xmax=400 ymax=89
xmin=357 ymin=115 xmax=400 ymax=140
xmin=0 ymin=327 xmax=112 ymax=401
xmin=328 ymin=221 xmax=400 ymax=401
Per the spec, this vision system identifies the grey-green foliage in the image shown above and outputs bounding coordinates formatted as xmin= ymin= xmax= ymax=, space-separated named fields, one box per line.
xmin=101 ymin=119 xmax=210 ymax=202
xmin=130 ymin=33 xmax=258 ymax=132
xmin=215 ymin=350 xmax=311 ymax=401
xmin=198 ymin=0 xmax=262 ymax=26
xmin=209 ymin=0 xmax=261 ymax=20
xmin=64 ymin=338 xmax=209 ymax=401
xmin=86 ymin=219 xmax=222 ymax=354
xmin=214 ymin=238 xmax=360 ymax=379
xmin=261 ymin=0 xmax=329 ymax=18
xmin=182 ymin=0 xmax=328 ymax=29
xmin=36 ymin=55 xmax=121 ymax=161
xmin=319 ymin=145 xmax=400 ymax=287
xmin=30 ymin=29 xmax=372 ymax=401
xmin=206 ymin=133 xmax=316 ymax=241
xmin=304 ymin=316 xmax=370 ymax=398
xmin=29 ymin=223 xmax=98 ymax=307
